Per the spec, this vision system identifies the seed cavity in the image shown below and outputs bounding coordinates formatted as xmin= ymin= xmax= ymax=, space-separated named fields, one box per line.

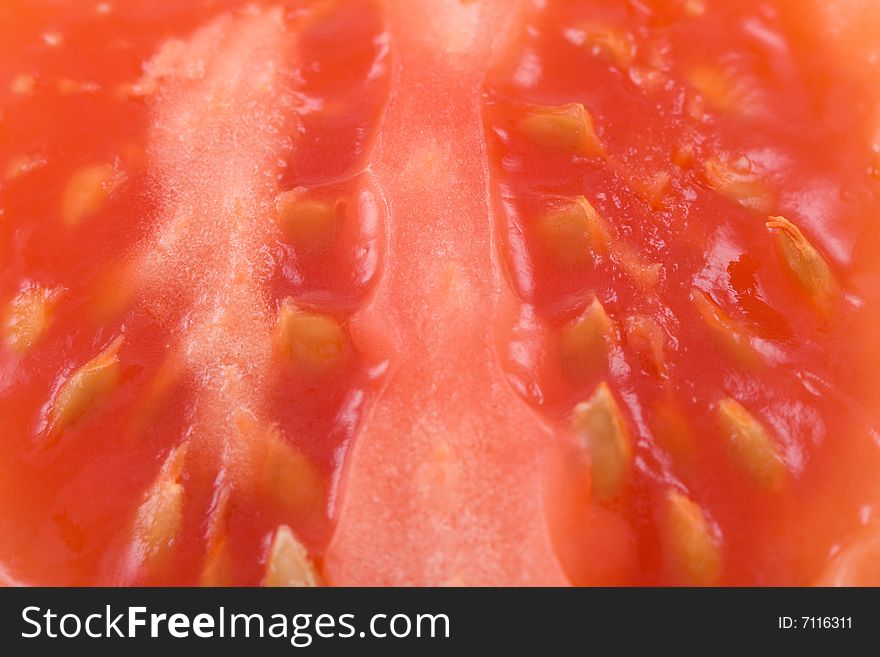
xmin=132 ymin=443 xmax=187 ymax=565
xmin=691 ymin=288 xmax=759 ymax=368
xmin=275 ymin=298 xmax=345 ymax=375
xmin=3 ymin=284 xmax=64 ymax=354
xmin=517 ymin=103 xmax=605 ymax=157
xmin=766 ymin=216 xmax=836 ymax=318
xmin=276 ymin=188 xmax=339 ymax=249
xmin=717 ymin=397 xmax=785 ymax=491
xmin=559 ymin=297 xmax=614 ymax=379
xmin=572 ymin=382 xmax=633 ymax=500
xmin=662 ymin=489 xmax=722 ymax=585
xmin=45 ymin=335 xmax=123 ymax=439
xmin=264 ymin=525 xmax=322 ymax=587
xmin=61 ymin=163 xmax=119 ymax=226
xmin=702 ymin=156 xmax=773 ymax=213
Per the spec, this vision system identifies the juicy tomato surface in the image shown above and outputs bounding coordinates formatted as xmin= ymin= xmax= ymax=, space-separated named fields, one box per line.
xmin=0 ymin=0 xmax=879 ymax=586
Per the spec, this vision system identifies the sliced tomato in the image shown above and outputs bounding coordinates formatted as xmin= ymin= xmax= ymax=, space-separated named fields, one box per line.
xmin=1 ymin=0 xmax=879 ymax=586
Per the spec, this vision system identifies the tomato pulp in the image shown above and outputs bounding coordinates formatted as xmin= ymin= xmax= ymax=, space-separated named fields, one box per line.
xmin=1 ymin=0 xmax=879 ymax=586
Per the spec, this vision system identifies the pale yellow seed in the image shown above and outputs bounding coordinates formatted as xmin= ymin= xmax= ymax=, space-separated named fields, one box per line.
xmin=702 ymin=156 xmax=774 ymax=213
xmin=579 ymin=23 xmax=635 ymax=69
xmin=518 ymin=103 xmax=605 ymax=157
xmin=687 ymin=65 xmax=740 ymax=113
xmin=537 ymin=194 xmax=658 ymax=286
xmin=625 ymin=314 xmax=666 ymax=378
xmin=535 ymin=204 xmax=592 ymax=269
xmin=236 ymin=411 xmax=323 ymax=518
xmin=559 ymin=297 xmax=614 ymax=378
xmin=717 ymin=398 xmax=785 ymax=491
xmin=663 ymin=490 xmax=722 ymax=585
xmin=264 ymin=525 xmax=322 ymax=587
xmin=556 ymin=195 xmax=611 ymax=249
xmin=535 ymin=196 xmax=609 ymax=268
xmin=691 ymin=289 xmax=759 ymax=368
xmin=133 ymin=443 xmax=187 ymax=562
xmin=46 ymin=335 xmax=123 ymax=438
xmin=612 ymin=244 xmax=662 ymax=291
xmin=276 ymin=189 xmax=339 ymax=248
xmin=766 ymin=215 xmax=836 ymax=318
xmin=201 ymin=485 xmax=233 ymax=587
xmin=633 ymin=170 xmax=671 ymax=210
xmin=572 ymin=382 xmax=633 ymax=500
xmin=275 ymin=299 xmax=345 ymax=375
xmin=61 ymin=163 xmax=117 ymax=226
xmin=577 ymin=195 xmax=613 ymax=253
xmin=3 ymin=284 xmax=63 ymax=354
